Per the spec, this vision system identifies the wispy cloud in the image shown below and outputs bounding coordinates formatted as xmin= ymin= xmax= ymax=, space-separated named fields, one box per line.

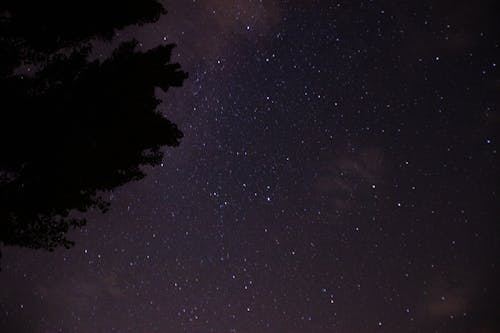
xmin=314 ymin=146 xmax=385 ymax=214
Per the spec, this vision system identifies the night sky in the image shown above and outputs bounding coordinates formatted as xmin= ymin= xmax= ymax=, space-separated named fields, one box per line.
xmin=1 ymin=0 xmax=500 ymax=332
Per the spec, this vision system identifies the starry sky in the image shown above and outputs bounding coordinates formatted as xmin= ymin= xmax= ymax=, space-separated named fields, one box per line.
xmin=1 ymin=0 xmax=500 ymax=332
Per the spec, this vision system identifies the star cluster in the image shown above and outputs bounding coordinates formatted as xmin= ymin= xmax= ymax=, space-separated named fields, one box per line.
xmin=1 ymin=1 xmax=499 ymax=332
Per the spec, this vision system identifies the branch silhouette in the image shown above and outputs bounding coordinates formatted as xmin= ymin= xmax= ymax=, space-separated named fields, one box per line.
xmin=0 ymin=1 xmax=187 ymax=255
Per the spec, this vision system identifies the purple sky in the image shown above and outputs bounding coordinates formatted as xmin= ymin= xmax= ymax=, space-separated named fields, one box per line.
xmin=1 ymin=1 xmax=499 ymax=332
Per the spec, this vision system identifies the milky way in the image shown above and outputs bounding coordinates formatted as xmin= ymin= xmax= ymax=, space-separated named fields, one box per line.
xmin=1 ymin=1 xmax=499 ymax=332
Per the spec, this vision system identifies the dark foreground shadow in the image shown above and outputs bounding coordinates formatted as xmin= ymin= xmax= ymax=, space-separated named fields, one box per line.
xmin=0 ymin=1 xmax=187 ymax=255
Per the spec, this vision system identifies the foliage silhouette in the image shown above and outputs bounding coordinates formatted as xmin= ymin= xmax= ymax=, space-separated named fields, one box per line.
xmin=0 ymin=1 xmax=187 ymax=254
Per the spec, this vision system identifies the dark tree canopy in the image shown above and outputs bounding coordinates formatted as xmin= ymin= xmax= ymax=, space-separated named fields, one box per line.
xmin=0 ymin=1 xmax=187 ymax=253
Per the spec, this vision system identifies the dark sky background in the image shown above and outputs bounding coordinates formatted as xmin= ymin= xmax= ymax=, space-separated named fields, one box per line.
xmin=1 ymin=0 xmax=500 ymax=332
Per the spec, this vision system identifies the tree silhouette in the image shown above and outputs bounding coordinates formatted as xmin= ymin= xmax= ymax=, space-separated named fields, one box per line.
xmin=0 ymin=1 xmax=187 ymax=254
